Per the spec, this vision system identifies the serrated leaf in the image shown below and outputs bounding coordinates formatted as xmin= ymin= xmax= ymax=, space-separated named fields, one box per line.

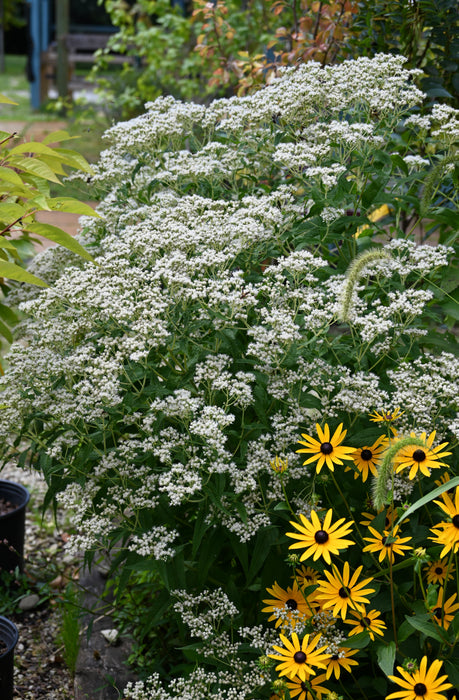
xmin=27 ymin=223 xmax=96 ymax=262
xmin=376 ymin=641 xmax=396 ymax=677
xmin=46 ymin=198 xmax=101 ymax=217
xmin=0 ymin=262 xmax=48 ymax=287
xmin=395 ymin=477 xmax=459 ymax=527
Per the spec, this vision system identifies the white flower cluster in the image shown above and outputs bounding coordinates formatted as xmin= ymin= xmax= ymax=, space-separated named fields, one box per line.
xmin=128 ymin=526 xmax=179 ymax=560
xmin=172 ymin=589 xmax=239 ymax=639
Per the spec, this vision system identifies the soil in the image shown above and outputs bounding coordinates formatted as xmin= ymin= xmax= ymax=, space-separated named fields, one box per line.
xmin=0 ymin=497 xmax=17 ymax=516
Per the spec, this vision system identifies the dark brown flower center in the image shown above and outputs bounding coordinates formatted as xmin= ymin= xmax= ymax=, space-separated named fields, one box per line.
xmin=452 ymin=515 xmax=459 ymax=528
xmin=414 ymin=683 xmax=427 ymax=696
xmin=314 ymin=530 xmax=329 ymax=544
xmin=362 ymin=617 xmax=371 ymax=627
xmin=381 ymin=536 xmax=388 ymax=545
xmin=301 ymin=682 xmax=308 ymax=691
xmin=433 ymin=607 xmax=442 ymax=620
xmin=331 ymin=654 xmax=339 ymax=661
xmin=412 ymin=449 xmax=426 ymax=463
xmin=286 ymin=598 xmax=297 ymax=610
xmin=294 ymin=651 xmax=307 ymax=664
xmin=320 ymin=442 xmax=333 ymax=454
xmin=435 ymin=566 xmax=443 ymax=575
xmin=361 ymin=449 xmax=373 ymax=461
xmin=338 ymin=587 xmax=349 ymax=598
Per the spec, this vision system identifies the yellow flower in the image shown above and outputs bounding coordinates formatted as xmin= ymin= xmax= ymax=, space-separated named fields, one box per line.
xmin=316 ymin=562 xmax=375 ymax=620
xmin=285 ymin=673 xmax=330 ymax=700
xmin=429 ymin=589 xmax=459 ymax=630
xmin=297 ymin=424 xmax=354 ymax=474
xmin=271 ymin=456 xmax=288 ymax=474
xmin=387 ymin=656 xmax=452 ymax=700
xmin=293 ymin=565 xmax=322 ymax=589
xmin=429 ymin=487 xmax=459 ymax=557
xmin=268 ymin=632 xmax=330 ymax=681
xmin=369 ymin=407 xmax=404 ymax=423
xmin=424 ymin=559 xmax=454 ymax=585
xmin=324 ymin=646 xmax=359 ymax=679
xmin=362 ymin=525 xmax=412 ymax=564
xmin=349 ymin=435 xmax=388 ymax=482
xmin=286 ymin=509 xmax=354 ymax=565
xmin=395 ymin=431 xmax=451 ymax=480
xmin=262 ymin=581 xmax=311 ymax=629
xmin=344 ymin=608 xmax=387 ymax=641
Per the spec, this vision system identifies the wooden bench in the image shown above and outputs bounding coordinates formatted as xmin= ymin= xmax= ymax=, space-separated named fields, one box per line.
xmin=41 ymin=32 xmax=138 ymax=99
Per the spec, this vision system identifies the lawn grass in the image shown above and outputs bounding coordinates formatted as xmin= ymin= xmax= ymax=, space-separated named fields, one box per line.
xmin=0 ymin=54 xmax=108 ymax=198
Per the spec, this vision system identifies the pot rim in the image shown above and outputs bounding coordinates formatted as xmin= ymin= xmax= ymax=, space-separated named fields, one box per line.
xmin=0 ymin=616 xmax=19 ymax=656
xmin=0 ymin=480 xmax=30 ymax=518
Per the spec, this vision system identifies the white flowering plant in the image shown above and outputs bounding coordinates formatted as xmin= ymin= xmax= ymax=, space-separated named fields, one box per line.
xmin=0 ymin=55 xmax=458 ymax=698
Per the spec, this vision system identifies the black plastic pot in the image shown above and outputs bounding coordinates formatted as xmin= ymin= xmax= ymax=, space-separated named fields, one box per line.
xmin=0 ymin=616 xmax=18 ymax=700
xmin=0 ymin=480 xmax=30 ymax=574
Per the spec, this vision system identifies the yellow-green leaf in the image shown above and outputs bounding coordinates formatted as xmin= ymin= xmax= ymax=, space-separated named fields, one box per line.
xmin=46 ymin=198 xmax=101 ymax=217
xmin=53 ymin=148 xmax=94 ymax=173
xmin=42 ymin=130 xmax=76 ymax=145
xmin=0 ymin=166 xmax=23 ymax=186
xmin=0 ymin=262 xmax=48 ymax=287
xmin=0 ymin=317 xmax=13 ymax=343
xmin=0 ymin=94 xmax=18 ymax=105
xmin=28 ymin=222 xmax=96 ymax=262
xmin=9 ymin=141 xmax=65 ymax=157
xmin=11 ymin=157 xmax=61 ymax=184
xmin=0 ymin=202 xmax=27 ymax=224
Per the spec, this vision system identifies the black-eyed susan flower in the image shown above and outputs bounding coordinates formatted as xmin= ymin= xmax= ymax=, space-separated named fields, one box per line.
xmin=369 ymin=406 xmax=404 ymax=423
xmin=395 ymin=431 xmax=451 ymax=480
xmin=285 ymin=672 xmax=330 ymax=700
xmin=429 ymin=487 xmax=459 ymax=557
xmin=429 ymin=589 xmax=459 ymax=630
xmin=424 ymin=559 xmax=454 ymax=585
xmin=268 ymin=632 xmax=330 ymax=681
xmin=316 ymin=562 xmax=375 ymax=620
xmin=344 ymin=607 xmax=387 ymax=641
xmin=387 ymin=656 xmax=452 ymax=700
xmin=362 ymin=525 xmax=412 ymax=563
xmin=297 ymin=424 xmax=354 ymax=474
xmin=286 ymin=509 xmax=354 ymax=565
xmin=293 ymin=565 xmax=322 ymax=589
xmin=262 ymin=580 xmax=311 ymax=629
xmin=350 ymin=435 xmax=388 ymax=482
xmin=324 ymin=646 xmax=359 ymax=679
xmin=360 ymin=505 xmax=400 ymax=529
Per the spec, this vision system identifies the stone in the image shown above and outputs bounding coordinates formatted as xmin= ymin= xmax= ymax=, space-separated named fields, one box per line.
xmin=18 ymin=593 xmax=40 ymax=611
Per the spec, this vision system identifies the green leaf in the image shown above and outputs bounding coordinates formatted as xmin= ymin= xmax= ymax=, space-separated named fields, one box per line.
xmin=395 ymin=477 xmax=459 ymax=527
xmin=445 ymin=660 xmax=459 ymax=688
xmin=0 ymin=262 xmax=48 ymax=287
xmin=0 ymin=317 xmax=13 ymax=343
xmin=404 ymin=614 xmax=447 ymax=643
xmin=376 ymin=641 xmax=396 ymax=677
xmin=46 ymin=198 xmax=101 ymax=217
xmin=273 ymin=501 xmax=290 ymax=511
xmin=342 ymin=632 xmax=370 ymax=649
xmin=27 ymin=223 xmax=96 ymax=262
